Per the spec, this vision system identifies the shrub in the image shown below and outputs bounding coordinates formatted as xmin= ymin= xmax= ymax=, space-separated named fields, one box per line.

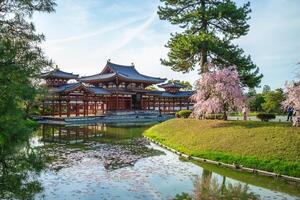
xmin=176 ymin=110 xmax=192 ymax=118
xmin=256 ymin=113 xmax=276 ymax=122
xmin=203 ymin=114 xmax=224 ymax=120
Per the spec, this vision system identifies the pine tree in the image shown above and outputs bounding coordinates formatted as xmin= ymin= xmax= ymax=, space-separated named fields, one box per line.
xmin=158 ymin=0 xmax=263 ymax=88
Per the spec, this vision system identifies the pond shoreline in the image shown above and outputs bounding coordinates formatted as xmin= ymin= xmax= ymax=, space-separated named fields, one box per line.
xmin=144 ymin=136 xmax=300 ymax=184
xmin=143 ymin=119 xmax=300 ymax=183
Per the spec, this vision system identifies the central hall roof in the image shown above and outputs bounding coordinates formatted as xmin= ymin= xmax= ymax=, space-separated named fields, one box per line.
xmin=80 ymin=61 xmax=166 ymax=84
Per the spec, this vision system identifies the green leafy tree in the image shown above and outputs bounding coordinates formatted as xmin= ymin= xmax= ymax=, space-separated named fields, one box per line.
xmin=0 ymin=0 xmax=55 ymax=199
xmin=262 ymin=88 xmax=285 ymax=114
xmin=248 ymin=93 xmax=265 ymax=112
xmin=167 ymin=79 xmax=193 ymax=91
xmin=158 ymin=0 xmax=262 ymax=88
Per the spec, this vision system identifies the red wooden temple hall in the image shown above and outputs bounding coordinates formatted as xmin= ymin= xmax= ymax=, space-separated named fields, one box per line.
xmin=40 ymin=60 xmax=194 ymax=117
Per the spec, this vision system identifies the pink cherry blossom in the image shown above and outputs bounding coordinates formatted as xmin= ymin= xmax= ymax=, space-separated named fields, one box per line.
xmin=282 ymin=82 xmax=300 ymax=112
xmin=191 ymin=66 xmax=245 ymax=119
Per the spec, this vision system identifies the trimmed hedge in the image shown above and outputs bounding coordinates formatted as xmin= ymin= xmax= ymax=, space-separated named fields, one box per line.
xmin=256 ymin=113 xmax=276 ymax=122
xmin=176 ymin=110 xmax=192 ymax=118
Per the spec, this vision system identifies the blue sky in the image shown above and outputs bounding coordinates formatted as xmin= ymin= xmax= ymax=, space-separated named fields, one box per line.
xmin=33 ymin=0 xmax=300 ymax=90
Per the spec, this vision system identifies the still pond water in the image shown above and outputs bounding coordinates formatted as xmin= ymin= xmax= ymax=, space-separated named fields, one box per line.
xmin=25 ymin=123 xmax=300 ymax=199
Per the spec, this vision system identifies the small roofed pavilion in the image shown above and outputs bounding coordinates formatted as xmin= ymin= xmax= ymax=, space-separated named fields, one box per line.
xmin=144 ymin=82 xmax=194 ymax=112
xmin=40 ymin=60 xmax=194 ymax=117
xmin=40 ymin=67 xmax=79 ymax=87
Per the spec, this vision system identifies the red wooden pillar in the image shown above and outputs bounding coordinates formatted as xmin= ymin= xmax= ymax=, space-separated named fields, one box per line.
xmin=153 ymin=96 xmax=156 ymax=110
xmin=94 ymin=101 xmax=97 ymax=116
xmin=52 ymin=96 xmax=55 ymax=116
xmin=59 ymin=100 xmax=62 ymax=117
xmin=83 ymin=101 xmax=86 ymax=117
xmin=179 ymin=99 xmax=182 ymax=110
xmin=163 ymin=98 xmax=166 ymax=113
xmin=86 ymin=100 xmax=89 ymax=116
xmin=116 ymin=94 xmax=119 ymax=110
xmin=102 ymin=98 xmax=105 ymax=114
xmin=158 ymin=97 xmax=160 ymax=110
xmin=75 ymin=100 xmax=79 ymax=116
xmin=130 ymin=95 xmax=132 ymax=110
xmin=66 ymin=100 xmax=70 ymax=117
xmin=105 ymin=96 xmax=108 ymax=113
xmin=173 ymin=98 xmax=175 ymax=111
xmin=140 ymin=95 xmax=143 ymax=110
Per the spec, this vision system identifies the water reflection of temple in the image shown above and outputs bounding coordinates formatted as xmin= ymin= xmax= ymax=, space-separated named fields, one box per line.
xmin=40 ymin=124 xmax=148 ymax=144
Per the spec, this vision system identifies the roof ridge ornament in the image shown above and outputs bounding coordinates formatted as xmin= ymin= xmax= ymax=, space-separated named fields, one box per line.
xmin=131 ymin=62 xmax=135 ymax=67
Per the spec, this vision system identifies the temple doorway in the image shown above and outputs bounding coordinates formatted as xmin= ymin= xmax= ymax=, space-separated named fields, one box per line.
xmin=132 ymin=93 xmax=142 ymax=110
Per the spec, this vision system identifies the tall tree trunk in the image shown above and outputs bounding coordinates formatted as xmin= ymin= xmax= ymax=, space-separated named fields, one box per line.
xmin=200 ymin=0 xmax=208 ymax=73
xmin=200 ymin=49 xmax=208 ymax=73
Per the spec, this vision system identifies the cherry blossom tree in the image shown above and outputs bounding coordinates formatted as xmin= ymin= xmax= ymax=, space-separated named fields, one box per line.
xmin=191 ymin=66 xmax=245 ymax=120
xmin=282 ymin=82 xmax=300 ymax=112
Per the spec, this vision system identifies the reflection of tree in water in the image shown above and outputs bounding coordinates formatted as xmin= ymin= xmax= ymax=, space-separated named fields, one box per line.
xmin=0 ymin=128 xmax=46 ymax=200
xmin=174 ymin=169 xmax=260 ymax=200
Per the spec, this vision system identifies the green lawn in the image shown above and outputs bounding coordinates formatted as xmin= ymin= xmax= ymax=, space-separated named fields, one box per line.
xmin=144 ymin=119 xmax=300 ymax=177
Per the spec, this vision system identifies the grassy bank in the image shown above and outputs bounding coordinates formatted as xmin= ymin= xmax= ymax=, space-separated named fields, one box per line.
xmin=144 ymin=119 xmax=300 ymax=177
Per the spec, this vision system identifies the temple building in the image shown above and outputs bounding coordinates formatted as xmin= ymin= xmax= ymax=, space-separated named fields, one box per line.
xmin=40 ymin=60 xmax=194 ymax=117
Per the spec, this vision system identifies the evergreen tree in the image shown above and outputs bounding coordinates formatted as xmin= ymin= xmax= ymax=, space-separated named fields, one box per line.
xmin=158 ymin=0 xmax=262 ymax=88
xmin=0 ymin=1 xmax=55 ymax=199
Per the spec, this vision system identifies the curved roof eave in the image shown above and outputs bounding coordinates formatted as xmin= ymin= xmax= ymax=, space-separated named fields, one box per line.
xmin=40 ymin=69 xmax=79 ymax=79
xmin=117 ymin=73 xmax=166 ymax=84
xmin=79 ymin=73 xmax=116 ymax=82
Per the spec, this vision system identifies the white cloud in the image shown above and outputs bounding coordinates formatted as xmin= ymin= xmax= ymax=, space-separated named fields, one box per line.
xmin=44 ymin=17 xmax=147 ymax=46
xmin=93 ymin=11 xmax=158 ymax=56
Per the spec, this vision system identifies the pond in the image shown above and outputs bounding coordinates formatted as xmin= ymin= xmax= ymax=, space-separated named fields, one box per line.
xmin=2 ymin=123 xmax=300 ymax=199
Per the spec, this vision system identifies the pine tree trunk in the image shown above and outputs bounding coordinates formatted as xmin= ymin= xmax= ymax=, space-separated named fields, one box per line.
xmin=200 ymin=49 xmax=208 ymax=73
xmin=200 ymin=0 xmax=208 ymax=73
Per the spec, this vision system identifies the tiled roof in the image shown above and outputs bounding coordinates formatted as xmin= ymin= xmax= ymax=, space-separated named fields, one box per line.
xmin=80 ymin=61 xmax=166 ymax=84
xmin=49 ymin=83 xmax=111 ymax=95
xmin=41 ymin=69 xmax=78 ymax=79
xmin=79 ymin=73 xmax=116 ymax=82
xmin=49 ymin=83 xmax=81 ymax=93
xmin=158 ymin=82 xmax=186 ymax=89
xmin=88 ymin=87 xmax=111 ymax=95
xmin=145 ymin=90 xmax=194 ymax=98
xmin=106 ymin=61 xmax=166 ymax=83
